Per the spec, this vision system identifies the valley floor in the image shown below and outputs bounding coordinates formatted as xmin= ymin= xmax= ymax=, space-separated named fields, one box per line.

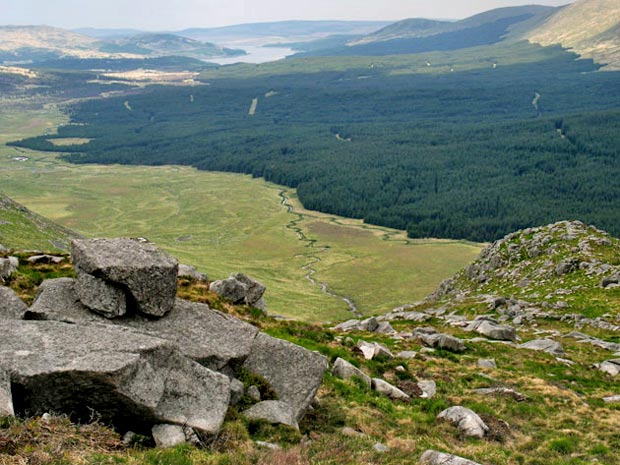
xmin=0 ymin=105 xmax=481 ymax=322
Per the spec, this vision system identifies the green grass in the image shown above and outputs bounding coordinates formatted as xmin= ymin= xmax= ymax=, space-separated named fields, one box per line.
xmin=0 ymin=106 xmax=481 ymax=322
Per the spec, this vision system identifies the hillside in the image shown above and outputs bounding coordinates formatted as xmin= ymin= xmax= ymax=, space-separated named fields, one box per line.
xmin=0 ymin=26 xmax=241 ymax=63
xmin=100 ymin=33 xmax=245 ymax=59
xmin=305 ymin=6 xmax=557 ymax=56
xmin=0 ymin=194 xmax=80 ymax=251
xmin=2 ymin=221 xmax=620 ymax=464
xmin=527 ymin=0 xmax=620 ymax=70
xmin=0 ymin=25 xmax=131 ymax=61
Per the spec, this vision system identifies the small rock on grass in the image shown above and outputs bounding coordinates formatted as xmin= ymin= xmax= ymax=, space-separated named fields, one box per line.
xmin=420 ymin=450 xmax=483 ymax=465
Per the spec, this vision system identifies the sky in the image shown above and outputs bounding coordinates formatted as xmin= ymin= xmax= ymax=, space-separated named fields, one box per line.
xmin=1 ymin=0 xmax=575 ymax=30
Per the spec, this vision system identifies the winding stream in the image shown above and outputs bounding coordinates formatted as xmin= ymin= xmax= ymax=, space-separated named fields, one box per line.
xmin=278 ymin=190 xmax=361 ymax=317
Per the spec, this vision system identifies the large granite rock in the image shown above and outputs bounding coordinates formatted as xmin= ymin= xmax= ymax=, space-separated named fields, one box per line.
xmin=233 ymin=273 xmax=266 ymax=306
xmin=76 ymin=271 xmax=127 ymax=319
xmin=210 ymin=277 xmax=247 ymax=304
xmin=243 ymin=332 xmax=328 ymax=421
xmin=0 ymin=320 xmax=230 ymax=435
xmin=28 ymin=279 xmax=259 ymax=371
xmin=0 ymin=286 xmax=28 ymax=319
xmin=420 ymin=450 xmax=483 ymax=465
xmin=152 ymin=424 xmax=187 ymax=448
xmin=71 ymin=238 xmax=178 ymax=317
xmin=0 ymin=368 xmax=13 ymax=417
xmin=437 ymin=406 xmax=488 ymax=438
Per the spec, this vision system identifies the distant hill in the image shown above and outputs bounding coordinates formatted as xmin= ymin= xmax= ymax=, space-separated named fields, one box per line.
xmin=100 ymin=33 xmax=245 ymax=59
xmin=526 ymin=0 xmax=620 ymax=70
xmin=303 ymin=6 xmax=558 ymax=56
xmin=0 ymin=26 xmax=242 ymax=63
xmin=72 ymin=28 xmax=145 ymax=39
xmin=0 ymin=194 xmax=80 ymax=252
xmin=178 ymin=20 xmax=391 ymax=42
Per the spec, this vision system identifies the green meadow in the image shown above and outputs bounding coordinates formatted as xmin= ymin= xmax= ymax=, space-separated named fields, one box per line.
xmin=0 ymin=107 xmax=481 ymax=322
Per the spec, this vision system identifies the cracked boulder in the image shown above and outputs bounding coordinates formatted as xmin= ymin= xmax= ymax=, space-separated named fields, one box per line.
xmin=0 ymin=320 xmax=230 ymax=436
xmin=71 ymin=238 xmax=178 ymax=317
xmin=243 ymin=332 xmax=328 ymax=421
xmin=27 ymin=279 xmax=259 ymax=371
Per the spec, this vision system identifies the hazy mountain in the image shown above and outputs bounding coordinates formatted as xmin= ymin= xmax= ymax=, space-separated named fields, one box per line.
xmin=178 ymin=20 xmax=391 ymax=42
xmin=299 ymin=6 xmax=558 ymax=56
xmin=0 ymin=25 xmax=108 ymax=60
xmin=0 ymin=26 xmax=242 ymax=63
xmin=99 ymin=33 xmax=245 ymax=59
xmin=351 ymin=5 xmax=557 ymax=45
xmin=72 ymin=28 xmax=145 ymax=39
xmin=527 ymin=0 xmax=620 ymax=69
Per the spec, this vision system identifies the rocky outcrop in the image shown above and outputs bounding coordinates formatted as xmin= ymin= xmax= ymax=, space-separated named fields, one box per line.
xmin=0 ymin=320 xmax=231 ymax=436
xmin=72 ymin=238 xmax=178 ymax=317
xmin=0 ymin=238 xmax=327 ymax=446
xmin=356 ymin=340 xmax=394 ymax=360
xmin=0 ymin=286 xmax=27 ymax=319
xmin=413 ymin=328 xmax=466 ymax=352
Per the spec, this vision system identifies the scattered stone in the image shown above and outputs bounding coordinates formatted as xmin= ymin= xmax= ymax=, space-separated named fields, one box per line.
xmin=0 ymin=368 xmax=13 ymax=417
xmin=76 ymin=271 xmax=127 ymax=318
xmin=568 ymin=332 xmax=620 ymax=352
xmin=373 ymin=443 xmax=389 ymax=453
xmin=519 ymin=338 xmax=564 ymax=356
xmin=595 ymin=359 xmax=620 ymax=376
xmin=372 ymin=378 xmax=410 ymax=401
xmin=230 ymin=378 xmax=245 ymax=406
xmin=332 ymin=357 xmax=371 ymax=387
xmin=244 ymin=400 xmax=299 ymax=430
xmin=122 ymin=431 xmax=137 ymax=445
xmin=341 ymin=426 xmax=365 ymax=437
xmin=418 ymin=380 xmax=437 ymax=399
xmin=255 ymin=440 xmax=281 ymax=450
xmin=243 ymin=332 xmax=328 ymax=421
xmin=0 ymin=286 xmax=28 ymax=319
xmin=603 ymin=395 xmax=620 ymax=403
xmin=375 ymin=321 xmax=395 ymax=334
xmin=233 ymin=273 xmax=266 ymax=306
xmin=397 ymin=351 xmax=417 ymax=359
xmin=178 ymin=264 xmax=206 ymax=281
xmin=247 ymin=385 xmax=261 ymax=402
xmin=0 ymin=320 xmax=231 ymax=435
xmin=385 ymin=310 xmax=432 ymax=322
xmin=414 ymin=330 xmax=466 ymax=352
xmin=420 ymin=450 xmax=482 ymax=465
xmin=437 ymin=406 xmax=488 ymax=438
xmin=26 ymin=255 xmax=65 ymax=265
xmin=0 ymin=257 xmax=18 ymax=280
xmin=71 ymin=238 xmax=178 ymax=317
xmin=601 ymin=275 xmax=620 ymax=288
xmin=356 ymin=340 xmax=394 ymax=360
xmin=474 ymin=387 xmax=527 ymax=402
xmin=466 ymin=317 xmax=517 ymax=341
xmin=477 ymin=358 xmax=497 ymax=369
xmin=152 ymin=424 xmax=186 ymax=448
xmin=209 ymin=277 xmax=247 ymax=304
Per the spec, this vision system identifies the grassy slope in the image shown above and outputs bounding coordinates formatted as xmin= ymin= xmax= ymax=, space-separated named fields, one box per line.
xmin=0 ymin=106 xmax=480 ymax=322
xmin=4 ymin=241 xmax=620 ymax=465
